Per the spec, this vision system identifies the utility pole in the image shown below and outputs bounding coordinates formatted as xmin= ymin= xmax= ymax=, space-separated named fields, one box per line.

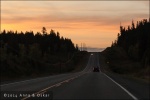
xmin=84 ymin=43 xmax=87 ymax=51
xmin=81 ymin=43 xmax=82 ymax=51
xmin=83 ymin=43 xmax=85 ymax=51
xmin=81 ymin=43 xmax=87 ymax=51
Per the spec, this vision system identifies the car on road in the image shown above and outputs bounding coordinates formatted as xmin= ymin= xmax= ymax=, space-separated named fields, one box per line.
xmin=93 ymin=67 xmax=100 ymax=72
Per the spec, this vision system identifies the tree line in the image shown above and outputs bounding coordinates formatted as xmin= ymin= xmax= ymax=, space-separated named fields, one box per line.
xmin=112 ymin=19 xmax=150 ymax=68
xmin=0 ymin=27 xmax=80 ymax=79
xmin=1 ymin=27 xmax=78 ymax=55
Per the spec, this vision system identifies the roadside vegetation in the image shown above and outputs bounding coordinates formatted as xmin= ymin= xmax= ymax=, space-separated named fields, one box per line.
xmin=0 ymin=27 xmax=88 ymax=82
xmin=102 ymin=19 xmax=150 ymax=81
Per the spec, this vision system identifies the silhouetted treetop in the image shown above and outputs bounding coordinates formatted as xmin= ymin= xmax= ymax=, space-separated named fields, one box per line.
xmin=112 ymin=19 xmax=150 ymax=67
xmin=0 ymin=27 xmax=79 ymax=56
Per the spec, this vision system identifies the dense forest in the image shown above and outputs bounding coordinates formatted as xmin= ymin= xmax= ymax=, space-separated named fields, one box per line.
xmin=113 ymin=19 xmax=150 ymax=67
xmin=0 ymin=27 xmax=85 ymax=80
xmin=104 ymin=19 xmax=150 ymax=79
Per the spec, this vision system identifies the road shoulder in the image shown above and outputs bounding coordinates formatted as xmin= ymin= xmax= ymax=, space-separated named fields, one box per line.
xmin=98 ymin=52 xmax=150 ymax=99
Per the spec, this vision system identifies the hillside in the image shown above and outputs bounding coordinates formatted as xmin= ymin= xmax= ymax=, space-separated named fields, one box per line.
xmin=0 ymin=27 xmax=88 ymax=81
xmin=102 ymin=19 xmax=150 ymax=81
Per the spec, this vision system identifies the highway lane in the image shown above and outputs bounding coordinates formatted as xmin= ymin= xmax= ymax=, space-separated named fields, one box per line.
xmin=51 ymin=73 xmax=133 ymax=99
xmin=1 ymin=53 xmax=149 ymax=99
xmin=0 ymin=54 xmax=93 ymax=91
xmin=48 ymin=53 xmax=136 ymax=99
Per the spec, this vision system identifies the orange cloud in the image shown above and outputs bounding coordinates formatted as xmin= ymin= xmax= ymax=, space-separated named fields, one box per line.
xmin=1 ymin=1 xmax=149 ymax=48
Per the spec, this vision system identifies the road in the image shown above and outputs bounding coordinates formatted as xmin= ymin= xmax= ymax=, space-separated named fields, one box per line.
xmin=1 ymin=53 xmax=149 ymax=99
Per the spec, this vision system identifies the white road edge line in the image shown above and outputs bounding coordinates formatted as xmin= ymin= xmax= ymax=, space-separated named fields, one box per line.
xmin=103 ymin=73 xmax=138 ymax=100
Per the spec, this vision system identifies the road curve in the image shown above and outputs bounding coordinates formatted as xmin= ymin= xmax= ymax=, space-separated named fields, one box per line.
xmin=1 ymin=53 xmax=149 ymax=99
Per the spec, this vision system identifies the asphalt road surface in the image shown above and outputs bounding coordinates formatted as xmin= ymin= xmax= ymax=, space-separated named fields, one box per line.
xmin=1 ymin=53 xmax=149 ymax=100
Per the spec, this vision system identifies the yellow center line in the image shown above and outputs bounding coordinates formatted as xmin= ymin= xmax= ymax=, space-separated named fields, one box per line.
xmin=22 ymin=72 xmax=86 ymax=100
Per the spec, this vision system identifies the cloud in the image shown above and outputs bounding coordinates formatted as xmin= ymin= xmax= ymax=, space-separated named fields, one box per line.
xmin=1 ymin=1 xmax=149 ymax=48
xmin=2 ymin=1 xmax=148 ymax=24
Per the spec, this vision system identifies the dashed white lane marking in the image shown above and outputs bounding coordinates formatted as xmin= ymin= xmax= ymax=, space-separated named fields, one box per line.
xmin=103 ymin=73 xmax=138 ymax=100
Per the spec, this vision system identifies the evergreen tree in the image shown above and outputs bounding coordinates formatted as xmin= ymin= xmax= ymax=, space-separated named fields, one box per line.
xmin=115 ymin=19 xmax=150 ymax=66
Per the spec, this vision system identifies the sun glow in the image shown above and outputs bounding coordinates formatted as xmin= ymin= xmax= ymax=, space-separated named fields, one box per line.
xmin=1 ymin=1 xmax=149 ymax=48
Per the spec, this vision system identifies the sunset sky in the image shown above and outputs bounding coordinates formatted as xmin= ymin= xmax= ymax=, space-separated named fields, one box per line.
xmin=1 ymin=1 xmax=149 ymax=49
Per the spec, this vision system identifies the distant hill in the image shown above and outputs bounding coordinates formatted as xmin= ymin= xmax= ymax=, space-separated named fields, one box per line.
xmin=87 ymin=47 xmax=105 ymax=52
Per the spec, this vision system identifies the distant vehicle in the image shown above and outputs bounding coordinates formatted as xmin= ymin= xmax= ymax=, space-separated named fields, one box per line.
xmin=93 ymin=67 xmax=100 ymax=72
